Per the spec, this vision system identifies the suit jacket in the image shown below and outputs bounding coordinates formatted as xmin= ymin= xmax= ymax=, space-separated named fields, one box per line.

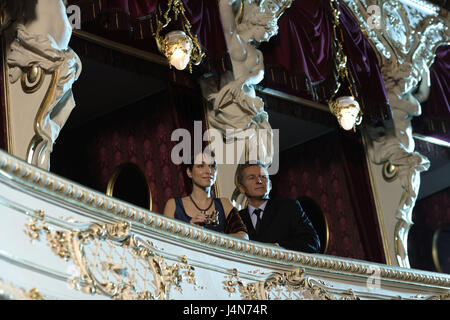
xmin=239 ymin=198 xmax=320 ymax=253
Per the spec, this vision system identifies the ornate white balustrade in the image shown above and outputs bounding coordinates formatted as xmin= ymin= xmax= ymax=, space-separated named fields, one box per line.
xmin=0 ymin=149 xmax=449 ymax=300
xmin=1 ymin=0 xmax=449 ymax=300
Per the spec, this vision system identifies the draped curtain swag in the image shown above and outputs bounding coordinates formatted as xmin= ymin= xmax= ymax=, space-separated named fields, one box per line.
xmin=68 ymin=0 xmax=396 ymax=123
xmin=66 ymin=0 xmax=449 ymax=133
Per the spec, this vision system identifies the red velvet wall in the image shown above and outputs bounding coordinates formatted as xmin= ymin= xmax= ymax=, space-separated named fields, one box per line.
xmin=51 ymin=85 xmax=206 ymax=214
xmin=271 ymin=131 xmax=385 ymax=263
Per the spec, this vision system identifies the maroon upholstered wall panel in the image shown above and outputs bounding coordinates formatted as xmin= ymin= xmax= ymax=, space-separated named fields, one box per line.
xmin=51 ymin=85 xmax=206 ymax=214
xmin=409 ymin=187 xmax=450 ymax=272
xmin=271 ymin=131 xmax=385 ymax=263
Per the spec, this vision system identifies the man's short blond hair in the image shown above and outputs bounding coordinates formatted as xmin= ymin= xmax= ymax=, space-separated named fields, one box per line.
xmin=235 ymin=161 xmax=269 ymax=187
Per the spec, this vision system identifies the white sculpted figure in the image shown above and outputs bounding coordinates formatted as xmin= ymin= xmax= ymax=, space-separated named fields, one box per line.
xmin=204 ymin=0 xmax=290 ymax=164
xmin=343 ymin=0 xmax=448 ymax=267
xmin=211 ymin=0 xmax=279 ymax=114
xmin=1 ymin=0 xmax=81 ymax=170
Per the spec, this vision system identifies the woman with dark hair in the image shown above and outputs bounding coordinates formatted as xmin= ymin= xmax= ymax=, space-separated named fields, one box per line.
xmin=163 ymin=151 xmax=248 ymax=239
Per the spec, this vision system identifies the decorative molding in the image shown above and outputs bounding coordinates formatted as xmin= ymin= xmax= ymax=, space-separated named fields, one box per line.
xmin=223 ymin=268 xmax=359 ymax=300
xmin=223 ymin=267 xmax=450 ymax=300
xmin=1 ymin=150 xmax=450 ymax=290
xmin=24 ymin=211 xmax=201 ymax=300
xmin=25 ymin=70 xmax=59 ymax=169
xmin=19 ymin=204 xmax=450 ymax=300
xmin=426 ymin=292 xmax=450 ymax=300
xmin=0 ymin=279 xmax=46 ymax=300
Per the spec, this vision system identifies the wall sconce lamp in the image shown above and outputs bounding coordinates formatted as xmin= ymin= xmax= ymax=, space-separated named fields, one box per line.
xmin=153 ymin=0 xmax=204 ymax=72
xmin=328 ymin=0 xmax=363 ymax=131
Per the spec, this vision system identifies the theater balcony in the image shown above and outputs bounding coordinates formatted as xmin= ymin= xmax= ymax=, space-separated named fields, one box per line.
xmin=0 ymin=0 xmax=449 ymax=300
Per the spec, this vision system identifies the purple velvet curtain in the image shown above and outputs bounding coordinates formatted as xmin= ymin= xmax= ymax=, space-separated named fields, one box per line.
xmin=261 ymin=1 xmax=391 ymax=123
xmin=128 ymin=0 xmax=158 ymax=17
xmin=339 ymin=4 xmax=391 ymax=123
xmin=261 ymin=1 xmax=333 ymax=85
xmin=66 ymin=1 xmax=450 ymax=134
xmin=412 ymin=45 xmax=450 ymax=143
xmin=69 ymin=0 xmax=448 ymax=141
xmin=68 ymin=0 xmax=391 ymax=123
xmin=259 ymin=0 xmax=341 ymax=105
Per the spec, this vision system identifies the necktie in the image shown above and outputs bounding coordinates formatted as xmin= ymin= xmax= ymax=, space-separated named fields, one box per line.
xmin=253 ymin=208 xmax=263 ymax=234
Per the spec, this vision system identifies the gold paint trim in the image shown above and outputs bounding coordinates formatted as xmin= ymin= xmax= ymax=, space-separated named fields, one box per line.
xmin=28 ymin=288 xmax=46 ymax=300
xmin=106 ymin=162 xmax=153 ymax=211
xmin=34 ymin=70 xmax=58 ymax=138
xmin=25 ymin=216 xmax=200 ymax=299
xmin=1 ymin=36 xmax=12 ymax=153
xmin=297 ymin=196 xmax=330 ymax=254
xmin=382 ymin=161 xmax=399 ymax=182
xmin=236 ymin=0 xmax=245 ymax=25
xmin=21 ymin=66 xmax=45 ymax=94
xmin=0 ymin=280 xmax=47 ymax=300
xmin=26 ymin=69 xmax=59 ymax=165
xmin=361 ymin=132 xmax=392 ymax=265
xmin=2 ymin=150 xmax=450 ymax=287
xmin=432 ymin=223 xmax=450 ymax=274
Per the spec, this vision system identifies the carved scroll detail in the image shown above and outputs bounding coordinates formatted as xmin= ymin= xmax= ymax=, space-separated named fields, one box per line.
xmin=223 ymin=268 xmax=359 ymax=300
xmin=24 ymin=212 xmax=201 ymax=300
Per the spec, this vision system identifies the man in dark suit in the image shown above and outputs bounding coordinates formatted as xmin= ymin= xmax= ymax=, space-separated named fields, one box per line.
xmin=237 ymin=162 xmax=320 ymax=253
